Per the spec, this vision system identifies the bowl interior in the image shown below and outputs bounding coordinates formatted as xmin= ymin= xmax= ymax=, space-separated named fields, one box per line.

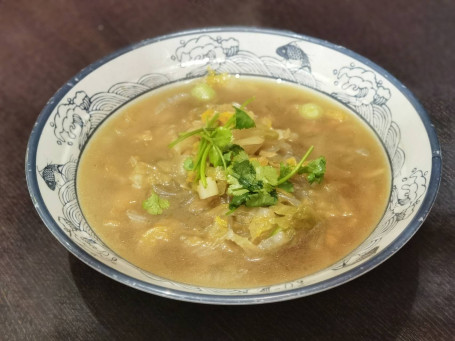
xmin=26 ymin=27 xmax=441 ymax=304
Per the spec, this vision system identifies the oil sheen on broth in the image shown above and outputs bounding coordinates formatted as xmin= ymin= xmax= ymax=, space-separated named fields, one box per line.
xmin=77 ymin=77 xmax=391 ymax=288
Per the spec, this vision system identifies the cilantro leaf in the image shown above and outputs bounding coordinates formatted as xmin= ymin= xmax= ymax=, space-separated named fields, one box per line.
xmin=278 ymin=181 xmax=294 ymax=192
xmin=255 ymin=164 xmax=279 ymax=186
xmin=229 ymin=192 xmax=251 ymax=210
xmin=226 ymin=175 xmax=250 ymax=196
xmin=227 ymin=158 xmax=278 ymax=211
xmin=211 ymin=126 xmax=232 ymax=149
xmin=279 ymin=162 xmax=292 ymax=177
xmin=277 ymin=163 xmax=294 ymax=192
xmin=298 ymin=156 xmax=326 ymax=184
xmin=222 ymin=144 xmax=244 ymax=166
xmin=232 ymin=160 xmax=262 ymax=192
xmin=223 ymin=151 xmax=233 ymax=165
xmin=245 ymin=189 xmax=278 ymax=207
xmin=228 ymin=144 xmax=244 ymax=155
xmin=232 ymin=150 xmax=250 ymax=163
xmin=233 ymin=106 xmax=256 ymax=129
xmin=142 ymin=192 xmax=170 ymax=215
xmin=208 ymin=146 xmax=222 ymax=167
xmin=277 ymin=146 xmax=314 ymax=185
xmin=232 ymin=159 xmax=255 ymax=179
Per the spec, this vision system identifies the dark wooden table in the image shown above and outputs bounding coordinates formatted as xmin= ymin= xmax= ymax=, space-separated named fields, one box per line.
xmin=1 ymin=1 xmax=453 ymax=340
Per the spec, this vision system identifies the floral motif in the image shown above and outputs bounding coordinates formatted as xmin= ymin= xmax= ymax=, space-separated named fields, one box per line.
xmin=332 ymin=65 xmax=404 ymax=177
xmin=173 ymin=35 xmax=317 ymax=87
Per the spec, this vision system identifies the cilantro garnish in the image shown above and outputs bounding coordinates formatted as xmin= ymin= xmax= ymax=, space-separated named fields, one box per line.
xmin=298 ymin=156 xmax=327 ymax=184
xmin=168 ymin=100 xmax=256 ymax=187
xmin=276 ymin=146 xmax=314 ymax=185
xmin=277 ymin=163 xmax=294 ymax=192
xmin=255 ymin=163 xmax=278 ymax=186
xmin=226 ymin=145 xmax=318 ymax=213
xmin=226 ymin=157 xmax=278 ymax=212
xmin=168 ymin=96 xmax=327 ymax=212
xmin=224 ymin=98 xmax=256 ymax=130
xmin=232 ymin=106 xmax=256 ymax=129
xmin=142 ymin=192 xmax=170 ymax=215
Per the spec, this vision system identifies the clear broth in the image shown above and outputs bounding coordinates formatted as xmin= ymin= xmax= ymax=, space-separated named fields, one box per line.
xmin=77 ymin=77 xmax=391 ymax=288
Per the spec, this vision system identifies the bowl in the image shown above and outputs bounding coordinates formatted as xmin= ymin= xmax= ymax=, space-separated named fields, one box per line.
xmin=25 ymin=27 xmax=441 ymax=304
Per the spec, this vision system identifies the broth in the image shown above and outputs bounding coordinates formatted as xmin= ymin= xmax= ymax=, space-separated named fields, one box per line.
xmin=77 ymin=77 xmax=391 ymax=288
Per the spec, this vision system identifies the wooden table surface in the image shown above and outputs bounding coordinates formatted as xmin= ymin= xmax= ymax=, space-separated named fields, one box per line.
xmin=1 ymin=1 xmax=453 ymax=340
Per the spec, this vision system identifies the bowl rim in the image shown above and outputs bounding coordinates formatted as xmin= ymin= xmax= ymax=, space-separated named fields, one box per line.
xmin=25 ymin=26 xmax=442 ymax=305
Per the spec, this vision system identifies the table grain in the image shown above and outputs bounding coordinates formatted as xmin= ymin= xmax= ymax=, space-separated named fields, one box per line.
xmin=1 ymin=1 xmax=454 ymax=340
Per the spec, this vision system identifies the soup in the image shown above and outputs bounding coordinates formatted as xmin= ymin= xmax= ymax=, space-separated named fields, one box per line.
xmin=77 ymin=75 xmax=391 ymax=288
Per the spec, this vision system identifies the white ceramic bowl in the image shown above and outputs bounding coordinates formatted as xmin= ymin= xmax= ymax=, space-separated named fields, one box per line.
xmin=26 ymin=27 xmax=441 ymax=304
